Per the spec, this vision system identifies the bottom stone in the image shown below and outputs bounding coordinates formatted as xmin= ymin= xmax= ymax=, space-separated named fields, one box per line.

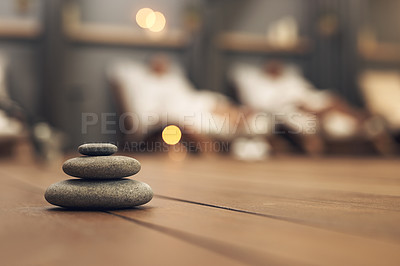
xmin=45 ymin=179 xmax=153 ymax=210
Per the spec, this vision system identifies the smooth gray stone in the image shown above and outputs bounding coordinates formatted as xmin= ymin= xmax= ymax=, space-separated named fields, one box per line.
xmin=78 ymin=143 xmax=118 ymax=156
xmin=63 ymin=156 xmax=141 ymax=179
xmin=45 ymin=179 xmax=153 ymax=210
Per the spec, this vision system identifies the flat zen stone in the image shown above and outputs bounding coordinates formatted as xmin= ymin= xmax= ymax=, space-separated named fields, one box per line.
xmin=63 ymin=156 xmax=141 ymax=179
xmin=78 ymin=143 xmax=118 ymax=156
xmin=45 ymin=179 xmax=153 ymax=210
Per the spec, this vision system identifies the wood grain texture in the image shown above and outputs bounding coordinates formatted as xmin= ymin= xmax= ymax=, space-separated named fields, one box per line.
xmin=138 ymin=156 xmax=400 ymax=242
xmin=1 ymin=152 xmax=400 ymax=266
xmin=0 ymin=160 xmax=243 ymax=266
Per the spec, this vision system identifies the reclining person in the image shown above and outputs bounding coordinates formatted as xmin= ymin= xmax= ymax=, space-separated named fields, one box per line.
xmin=230 ymin=60 xmax=371 ymax=155
xmin=108 ymin=54 xmax=271 ymax=158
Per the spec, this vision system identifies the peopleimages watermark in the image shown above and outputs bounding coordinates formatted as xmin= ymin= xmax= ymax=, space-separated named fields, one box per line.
xmin=81 ymin=111 xmax=318 ymax=136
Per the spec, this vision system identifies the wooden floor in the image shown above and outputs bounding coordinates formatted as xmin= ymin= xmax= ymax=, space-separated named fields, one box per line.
xmin=1 ymin=148 xmax=400 ymax=266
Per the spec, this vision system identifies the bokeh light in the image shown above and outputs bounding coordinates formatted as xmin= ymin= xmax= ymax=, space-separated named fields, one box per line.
xmin=168 ymin=143 xmax=187 ymax=162
xmin=136 ymin=8 xmax=155 ymax=29
xmin=148 ymin=11 xmax=166 ymax=32
xmin=145 ymin=11 xmax=156 ymax=28
xmin=162 ymin=125 xmax=182 ymax=145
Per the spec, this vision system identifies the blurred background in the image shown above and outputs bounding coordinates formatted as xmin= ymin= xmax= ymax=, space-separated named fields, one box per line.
xmin=1 ymin=0 xmax=400 ymax=162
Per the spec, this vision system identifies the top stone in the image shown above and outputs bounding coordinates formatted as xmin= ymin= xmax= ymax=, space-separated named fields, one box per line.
xmin=78 ymin=143 xmax=118 ymax=156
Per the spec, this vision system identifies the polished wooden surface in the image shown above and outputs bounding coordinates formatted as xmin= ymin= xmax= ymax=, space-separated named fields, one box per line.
xmin=1 ymin=147 xmax=400 ymax=265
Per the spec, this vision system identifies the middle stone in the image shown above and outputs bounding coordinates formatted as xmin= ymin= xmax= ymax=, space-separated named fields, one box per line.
xmin=63 ymin=156 xmax=141 ymax=179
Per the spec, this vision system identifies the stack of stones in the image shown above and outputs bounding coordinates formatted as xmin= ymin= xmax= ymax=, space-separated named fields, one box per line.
xmin=45 ymin=143 xmax=153 ymax=210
